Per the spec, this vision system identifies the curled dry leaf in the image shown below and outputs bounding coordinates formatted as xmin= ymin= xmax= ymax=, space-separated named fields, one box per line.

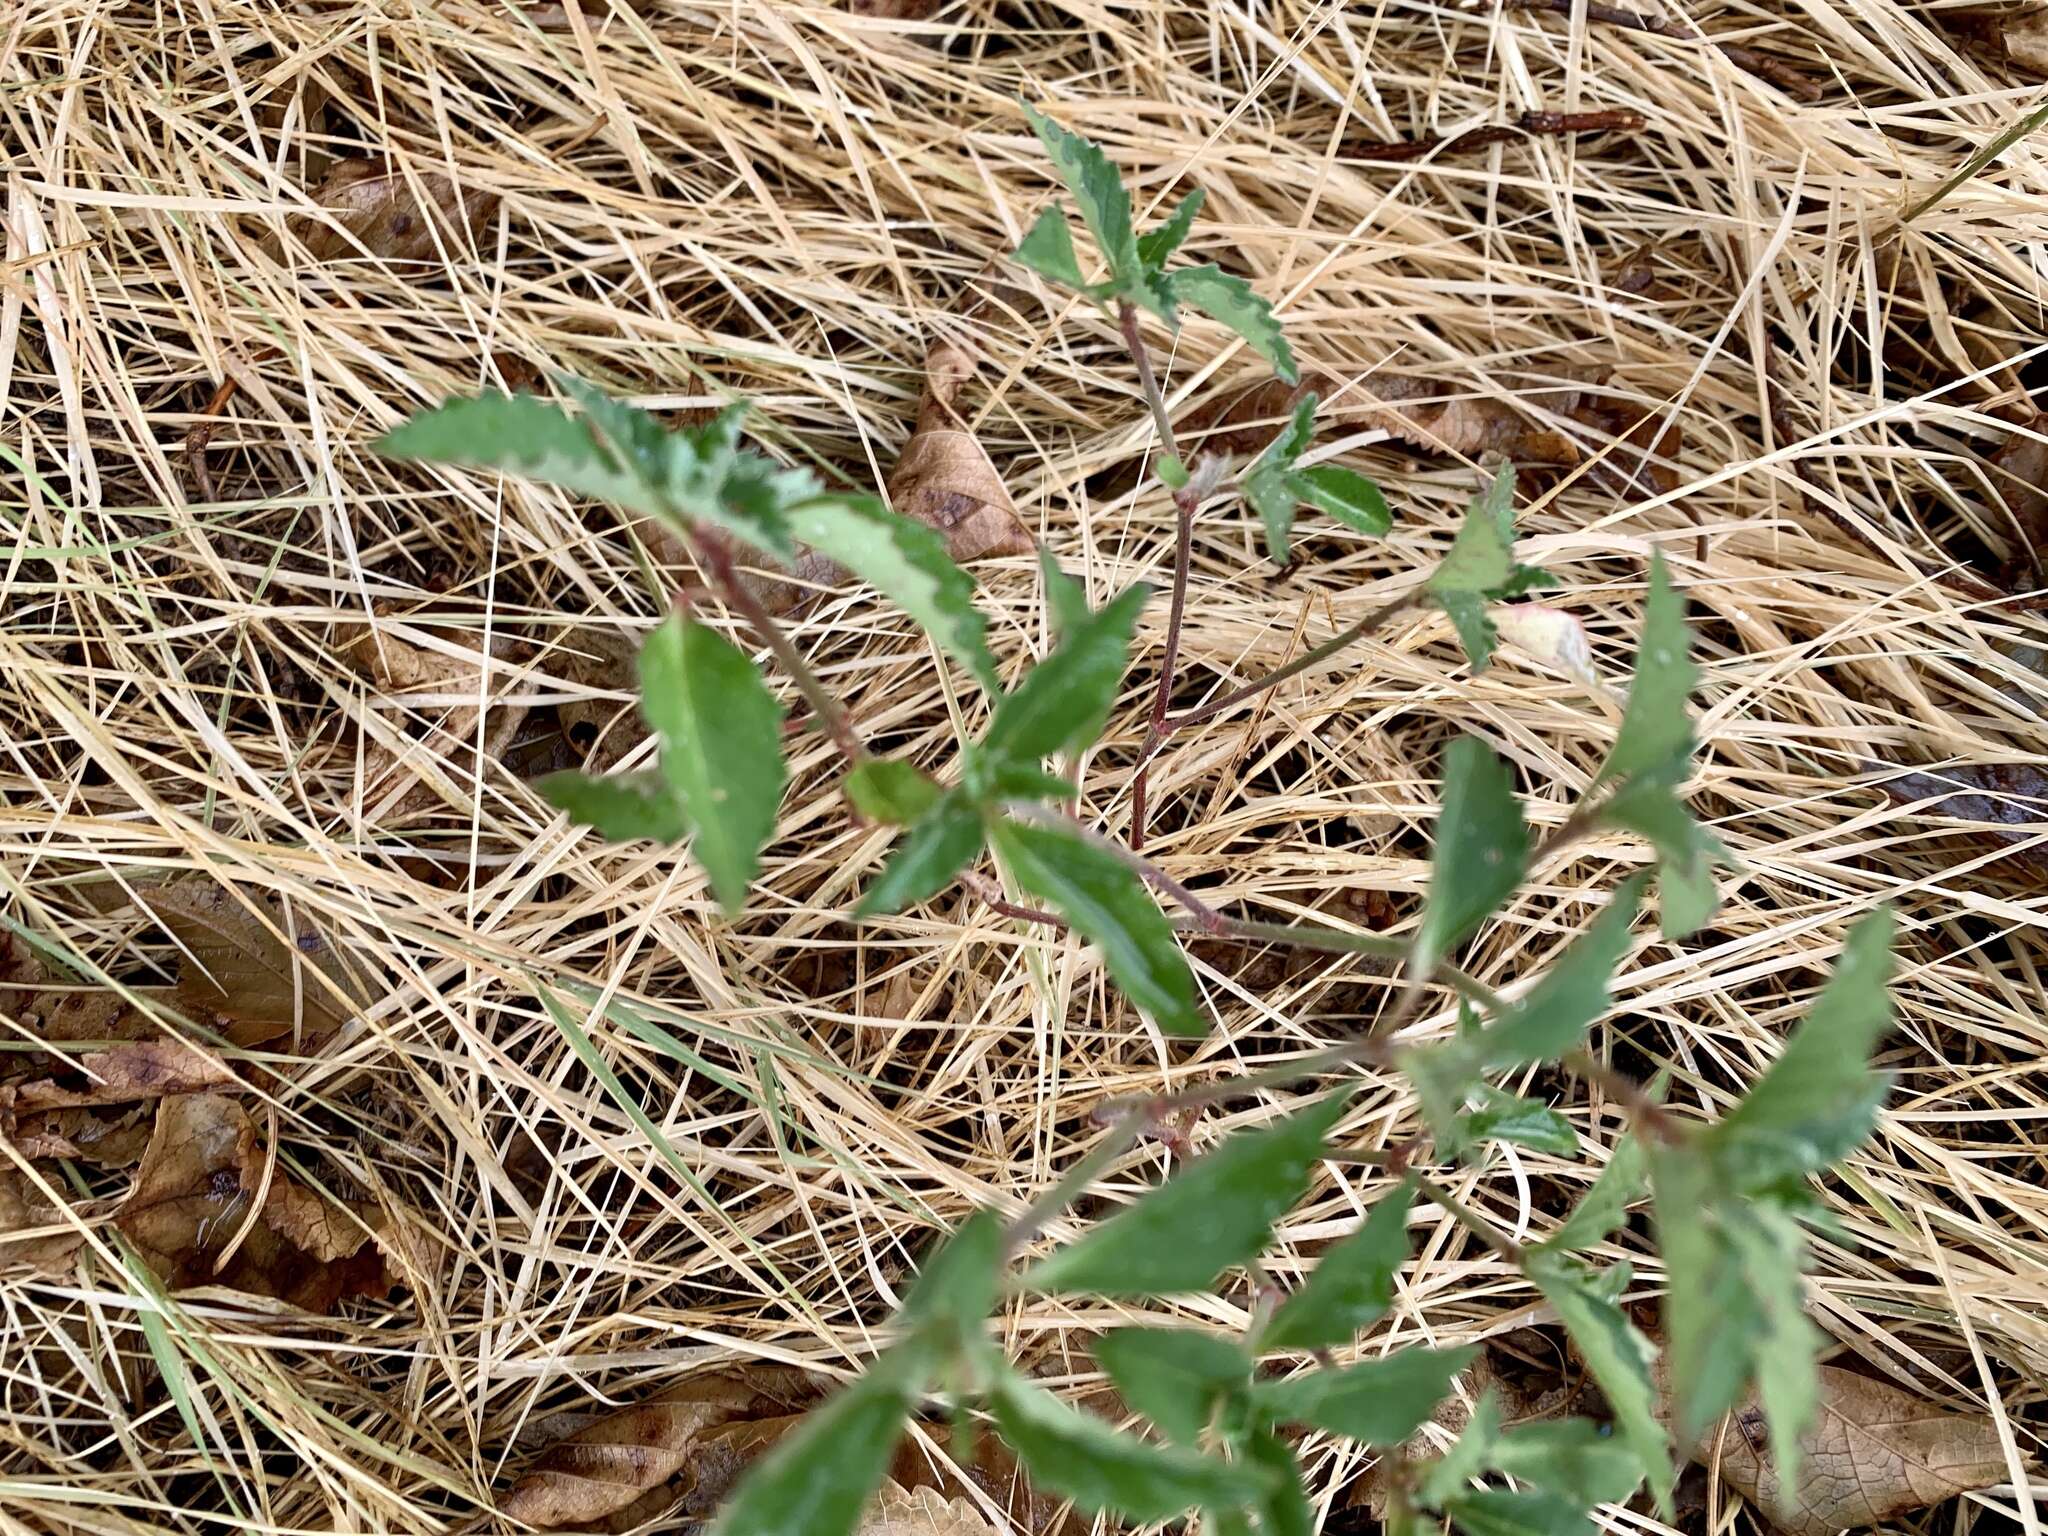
xmin=883 ymin=330 xmax=1032 ymax=564
xmin=287 ymin=158 xmax=499 ymax=264
xmin=7 ymin=1039 xmax=240 ymax=1114
xmin=1493 ymin=605 xmax=1608 ymax=696
xmin=341 ymin=611 xmax=531 ymax=819
xmin=1872 ymin=761 xmax=2048 ymax=872
xmin=502 ymin=1366 xmax=1064 ymax=1531
xmin=6 ymin=1103 xmax=153 ymax=1165
xmin=1668 ymin=1363 xmax=2019 ymax=1536
xmin=548 ymin=629 xmax=649 ymax=775
xmin=115 ymin=1094 xmax=419 ymax=1313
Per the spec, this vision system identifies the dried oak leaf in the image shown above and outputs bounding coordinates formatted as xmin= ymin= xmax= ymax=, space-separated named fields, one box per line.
xmin=288 ymin=158 xmax=499 ymax=264
xmin=502 ymin=1368 xmax=1062 ymax=1532
xmin=136 ymin=882 xmax=370 ymax=1048
xmin=1873 ymin=761 xmax=2048 ymax=870
xmin=115 ymin=1093 xmax=417 ymax=1313
xmin=1671 ymin=1365 xmax=2018 ymax=1536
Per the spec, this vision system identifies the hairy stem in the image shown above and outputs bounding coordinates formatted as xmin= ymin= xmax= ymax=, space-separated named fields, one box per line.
xmin=693 ymin=530 xmax=865 ymax=766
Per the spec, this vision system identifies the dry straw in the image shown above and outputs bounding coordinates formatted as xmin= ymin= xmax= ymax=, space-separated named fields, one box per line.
xmin=2 ymin=0 xmax=2045 ymax=1531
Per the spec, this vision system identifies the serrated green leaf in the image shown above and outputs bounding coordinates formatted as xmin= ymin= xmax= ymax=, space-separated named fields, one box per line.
xmin=555 ymin=373 xmax=673 ymax=485
xmin=1016 ymin=206 xmax=1086 ymax=289
xmin=1251 ymin=1345 xmax=1475 ymax=1445
xmin=1259 ymin=1178 xmax=1414 ymax=1352
xmin=855 ymin=795 xmax=984 ymax=917
xmin=1430 ymin=464 xmax=1518 ymax=596
xmin=1245 ymin=1425 xmax=1314 ymax=1536
xmin=1242 ymin=394 xmax=1317 ymax=564
xmin=1168 ymin=265 xmax=1298 ymax=383
xmin=710 ymin=1351 xmax=920 ymax=1536
xmin=786 ymin=493 xmax=997 ymax=691
xmin=1437 ymin=590 xmax=1500 ymax=672
xmin=898 ymin=1208 xmax=1003 ymax=1340
xmin=1731 ymin=1199 xmax=1825 ymax=1500
xmin=991 ymin=819 xmax=1200 ymax=1036
xmin=377 ymin=392 xmax=665 ymax=518
xmin=1596 ymin=770 xmax=1725 ymax=939
xmin=1649 ymin=1142 xmax=1754 ymax=1446
xmin=1539 ymin=1135 xmax=1647 ymax=1253
xmin=639 ymin=615 xmax=785 ymax=915
xmin=537 ymin=768 xmax=690 ymax=843
xmin=983 ymin=581 xmax=1150 ymax=767
xmin=1023 ymin=103 xmax=1141 ymax=286
xmin=1457 ymin=1088 xmax=1577 ymax=1155
xmin=1024 ymin=1091 xmax=1351 ymax=1296
xmin=1529 ymin=1253 xmax=1670 ymax=1508
xmin=1709 ymin=908 xmax=1895 ymax=1190
xmin=1040 ymin=548 xmax=1092 ymax=639
xmin=1444 ymin=1488 xmax=1591 ymax=1536
xmin=989 ymin=1369 xmax=1268 ymax=1519
xmin=844 ymin=760 xmax=943 ymax=825
xmin=1407 ymin=876 xmax=1643 ymax=1122
xmin=1418 ymin=1393 xmax=1503 ymax=1507
xmin=1137 ymin=188 xmax=1205 ymax=271
xmin=1490 ymin=1419 xmax=1644 ymax=1509
xmin=1094 ymin=1328 xmax=1251 ymax=1445
xmin=1297 ymin=464 xmax=1393 ymax=535
xmin=1414 ymin=737 xmax=1529 ymax=977
xmin=1597 ymin=554 xmax=1693 ymax=785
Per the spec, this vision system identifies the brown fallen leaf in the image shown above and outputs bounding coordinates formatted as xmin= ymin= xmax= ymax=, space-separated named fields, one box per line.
xmin=287 ymin=158 xmax=499 ymax=265
xmin=551 ymin=629 xmax=650 ymax=774
xmin=5 ymin=1103 xmax=153 ymax=1165
xmin=1669 ymin=1364 xmax=2018 ymax=1536
xmin=1942 ymin=6 xmax=2048 ymax=73
xmin=7 ymin=1038 xmax=240 ymax=1113
xmin=502 ymin=1368 xmax=1063 ymax=1532
xmin=136 ymin=882 xmax=369 ymax=1048
xmin=882 ymin=329 xmax=1032 ymax=565
xmin=116 ymin=1094 xmax=418 ymax=1313
xmin=0 ymin=1164 xmax=92 ymax=1270
xmin=1150 ymin=368 xmax=1679 ymax=501
xmin=847 ymin=0 xmax=949 ymax=15
xmin=1987 ymin=416 xmax=2048 ymax=576
xmin=863 ymin=1482 xmax=999 ymax=1536
xmin=341 ymin=611 xmax=531 ymax=819
xmin=1354 ymin=372 xmax=1681 ymax=496
xmin=1872 ymin=761 xmax=2048 ymax=871
xmin=712 ymin=314 xmax=1030 ymax=617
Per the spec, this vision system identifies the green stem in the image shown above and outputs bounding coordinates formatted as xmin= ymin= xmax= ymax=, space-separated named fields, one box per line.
xmin=693 ymin=530 xmax=865 ymax=766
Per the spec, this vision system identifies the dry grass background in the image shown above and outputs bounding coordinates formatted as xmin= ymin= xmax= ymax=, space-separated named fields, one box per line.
xmin=3 ymin=0 xmax=2047 ymax=1532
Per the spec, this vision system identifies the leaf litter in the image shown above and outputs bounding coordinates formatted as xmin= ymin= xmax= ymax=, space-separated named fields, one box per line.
xmin=500 ymin=1364 xmax=1066 ymax=1531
